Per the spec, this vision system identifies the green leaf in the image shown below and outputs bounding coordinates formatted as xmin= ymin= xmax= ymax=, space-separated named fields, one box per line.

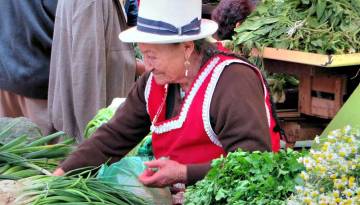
xmin=234 ymin=32 xmax=255 ymax=45
xmin=316 ymin=0 xmax=327 ymax=20
xmin=301 ymin=0 xmax=310 ymax=5
xmin=310 ymin=39 xmax=323 ymax=47
xmin=215 ymin=188 xmax=228 ymax=201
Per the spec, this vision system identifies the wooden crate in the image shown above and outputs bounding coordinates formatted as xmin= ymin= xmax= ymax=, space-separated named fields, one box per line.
xmin=248 ymin=47 xmax=360 ymax=118
xmin=277 ymin=110 xmax=327 ymax=147
xmin=299 ymin=73 xmax=347 ymax=119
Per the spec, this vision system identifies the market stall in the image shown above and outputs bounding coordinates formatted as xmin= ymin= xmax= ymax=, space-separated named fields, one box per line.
xmin=1 ymin=0 xmax=360 ymax=204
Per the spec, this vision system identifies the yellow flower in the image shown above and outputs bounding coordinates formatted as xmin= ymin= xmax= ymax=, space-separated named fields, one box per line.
xmin=339 ymin=151 xmax=346 ymax=157
xmin=311 ymin=191 xmax=319 ymax=197
xmin=348 ymin=176 xmax=355 ymax=188
xmin=304 ymin=197 xmax=312 ymax=204
xmin=341 ymin=176 xmax=348 ymax=183
xmin=300 ymin=171 xmax=309 ymax=181
xmin=343 ymin=189 xmax=353 ymax=197
xmin=327 ymin=153 xmax=334 ymax=160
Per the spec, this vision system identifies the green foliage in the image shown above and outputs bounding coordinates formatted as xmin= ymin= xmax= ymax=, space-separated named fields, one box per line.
xmin=232 ymin=0 xmax=360 ymax=55
xmin=84 ymin=108 xmax=116 ymax=139
xmin=185 ymin=149 xmax=305 ymax=205
xmin=84 ymin=98 xmax=125 ymax=139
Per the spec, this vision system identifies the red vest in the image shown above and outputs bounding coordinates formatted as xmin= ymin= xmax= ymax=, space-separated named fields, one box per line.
xmin=145 ymin=55 xmax=280 ymax=164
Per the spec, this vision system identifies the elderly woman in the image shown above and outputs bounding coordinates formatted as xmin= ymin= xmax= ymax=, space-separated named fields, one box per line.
xmin=53 ymin=0 xmax=281 ymax=187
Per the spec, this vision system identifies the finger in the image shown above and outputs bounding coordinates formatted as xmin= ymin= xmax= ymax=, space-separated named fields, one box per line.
xmin=138 ymin=170 xmax=163 ymax=186
xmin=144 ymin=159 xmax=167 ymax=168
xmin=52 ymin=168 xmax=65 ymax=176
xmin=140 ymin=168 xmax=156 ymax=177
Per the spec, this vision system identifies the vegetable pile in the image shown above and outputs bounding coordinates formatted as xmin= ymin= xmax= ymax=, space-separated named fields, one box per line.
xmin=14 ymin=173 xmax=150 ymax=205
xmin=233 ymin=0 xmax=360 ymax=55
xmin=185 ymin=149 xmax=305 ymax=205
xmin=0 ymin=121 xmax=73 ymax=180
xmin=0 ymin=118 xmax=153 ymax=204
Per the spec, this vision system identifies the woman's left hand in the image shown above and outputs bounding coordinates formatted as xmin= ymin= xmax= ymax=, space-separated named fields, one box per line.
xmin=138 ymin=159 xmax=187 ymax=187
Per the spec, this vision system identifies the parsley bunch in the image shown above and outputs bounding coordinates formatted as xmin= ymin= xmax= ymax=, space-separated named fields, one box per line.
xmin=185 ymin=149 xmax=305 ymax=205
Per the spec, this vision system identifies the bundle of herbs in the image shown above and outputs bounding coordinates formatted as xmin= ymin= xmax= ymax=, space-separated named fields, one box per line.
xmin=14 ymin=172 xmax=150 ymax=205
xmin=233 ymin=0 xmax=360 ymax=55
xmin=185 ymin=149 xmax=305 ymax=205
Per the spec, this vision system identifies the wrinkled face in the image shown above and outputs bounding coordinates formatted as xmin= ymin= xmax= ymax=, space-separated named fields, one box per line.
xmin=139 ymin=43 xmax=188 ymax=85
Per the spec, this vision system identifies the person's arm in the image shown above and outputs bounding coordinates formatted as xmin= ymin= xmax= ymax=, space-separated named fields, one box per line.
xmin=186 ymin=63 xmax=272 ymax=184
xmin=58 ymin=73 xmax=152 ymax=173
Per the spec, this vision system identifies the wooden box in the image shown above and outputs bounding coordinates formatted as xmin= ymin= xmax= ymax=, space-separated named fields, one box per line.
xmin=251 ymin=47 xmax=356 ymax=119
xmin=277 ymin=110 xmax=328 ymax=146
xmin=299 ymin=73 xmax=347 ymax=119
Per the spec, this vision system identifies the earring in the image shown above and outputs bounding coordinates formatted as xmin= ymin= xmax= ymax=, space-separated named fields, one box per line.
xmin=184 ymin=60 xmax=190 ymax=77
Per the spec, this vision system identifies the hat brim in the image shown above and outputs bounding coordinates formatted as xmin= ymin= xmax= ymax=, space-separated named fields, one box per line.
xmin=119 ymin=19 xmax=218 ymax=44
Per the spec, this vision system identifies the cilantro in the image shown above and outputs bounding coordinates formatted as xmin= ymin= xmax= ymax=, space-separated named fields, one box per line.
xmin=185 ymin=149 xmax=305 ymax=205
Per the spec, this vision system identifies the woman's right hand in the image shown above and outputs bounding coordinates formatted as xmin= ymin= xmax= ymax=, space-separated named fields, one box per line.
xmin=52 ymin=167 xmax=65 ymax=176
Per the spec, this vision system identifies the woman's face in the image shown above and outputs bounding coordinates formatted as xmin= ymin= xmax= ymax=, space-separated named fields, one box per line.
xmin=139 ymin=43 xmax=190 ymax=85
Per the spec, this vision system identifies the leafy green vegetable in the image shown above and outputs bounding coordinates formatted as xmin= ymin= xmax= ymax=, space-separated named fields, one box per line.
xmin=232 ymin=0 xmax=360 ymax=55
xmin=185 ymin=149 xmax=305 ymax=205
xmin=84 ymin=98 xmax=125 ymax=139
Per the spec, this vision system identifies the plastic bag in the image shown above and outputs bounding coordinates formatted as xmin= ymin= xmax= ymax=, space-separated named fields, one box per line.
xmin=96 ymin=156 xmax=172 ymax=205
xmin=127 ymin=134 xmax=153 ymax=157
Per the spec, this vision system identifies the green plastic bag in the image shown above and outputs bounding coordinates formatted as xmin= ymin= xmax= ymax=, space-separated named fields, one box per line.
xmin=127 ymin=134 xmax=153 ymax=157
xmin=96 ymin=156 xmax=172 ymax=205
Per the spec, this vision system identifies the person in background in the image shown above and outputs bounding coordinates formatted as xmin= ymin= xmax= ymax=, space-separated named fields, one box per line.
xmin=124 ymin=0 xmax=139 ymax=26
xmin=53 ymin=0 xmax=281 ymax=192
xmin=0 ymin=0 xmax=57 ymax=135
xmin=211 ymin=0 xmax=254 ymax=41
xmin=48 ymin=0 xmax=139 ymax=141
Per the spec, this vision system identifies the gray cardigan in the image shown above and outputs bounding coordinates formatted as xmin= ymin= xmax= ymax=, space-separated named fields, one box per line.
xmin=48 ymin=0 xmax=136 ymax=141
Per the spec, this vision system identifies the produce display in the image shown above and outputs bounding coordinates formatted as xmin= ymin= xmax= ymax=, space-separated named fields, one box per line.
xmin=185 ymin=149 xmax=305 ymax=205
xmin=233 ymin=0 xmax=360 ymax=55
xmin=14 ymin=173 xmax=150 ymax=205
xmin=185 ymin=126 xmax=360 ymax=204
xmin=1 ymin=118 xmax=359 ymax=204
xmin=0 ymin=119 xmax=152 ymax=205
xmin=0 ymin=121 xmax=74 ymax=180
xmin=230 ymin=0 xmax=360 ymax=103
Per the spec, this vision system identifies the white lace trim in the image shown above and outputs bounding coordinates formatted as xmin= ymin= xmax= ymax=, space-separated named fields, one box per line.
xmin=150 ymin=57 xmax=220 ymax=134
xmin=144 ymin=73 xmax=153 ymax=114
xmin=202 ymin=59 xmax=271 ymax=148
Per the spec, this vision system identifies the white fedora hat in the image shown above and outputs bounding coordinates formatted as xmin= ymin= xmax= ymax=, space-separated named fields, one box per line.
xmin=119 ymin=0 xmax=218 ymax=44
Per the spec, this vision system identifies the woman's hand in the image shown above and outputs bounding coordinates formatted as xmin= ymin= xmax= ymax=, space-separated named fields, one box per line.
xmin=52 ymin=167 xmax=65 ymax=176
xmin=138 ymin=159 xmax=187 ymax=187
